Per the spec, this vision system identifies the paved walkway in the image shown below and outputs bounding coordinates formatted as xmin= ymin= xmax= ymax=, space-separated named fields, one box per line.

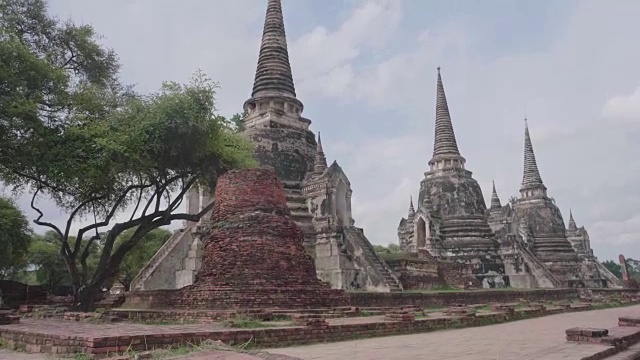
xmin=0 ymin=349 xmax=47 ymax=360
xmin=267 ymin=305 xmax=640 ymax=360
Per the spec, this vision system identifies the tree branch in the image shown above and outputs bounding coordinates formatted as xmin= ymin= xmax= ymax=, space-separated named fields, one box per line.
xmin=74 ymin=183 xmax=151 ymax=257
xmin=30 ymin=188 xmax=64 ymax=241
xmin=64 ymin=194 xmax=106 ymax=245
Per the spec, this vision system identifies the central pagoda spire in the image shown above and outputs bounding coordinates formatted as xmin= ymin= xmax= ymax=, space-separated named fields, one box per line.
xmin=243 ymin=0 xmax=308 ymax=131
xmin=520 ymin=118 xmax=547 ymax=198
xmin=428 ymin=67 xmax=466 ymax=171
xmin=252 ymin=0 xmax=297 ymax=99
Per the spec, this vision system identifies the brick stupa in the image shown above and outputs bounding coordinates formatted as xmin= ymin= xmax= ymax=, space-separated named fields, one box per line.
xmin=179 ymin=167 xmax=347 ymax=309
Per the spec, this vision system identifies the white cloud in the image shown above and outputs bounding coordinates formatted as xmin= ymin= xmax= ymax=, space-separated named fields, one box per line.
xmin=290 ymin=0 xmax=402 ymax=99
xmin=602 ymin=87 xmax=640 ymax=121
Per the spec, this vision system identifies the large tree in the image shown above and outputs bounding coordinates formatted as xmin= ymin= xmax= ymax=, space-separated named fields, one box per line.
xmin=0 ymin=196 xmax=32 ymax=279
xmin=0 ymin=0 xmax=255 ymax=310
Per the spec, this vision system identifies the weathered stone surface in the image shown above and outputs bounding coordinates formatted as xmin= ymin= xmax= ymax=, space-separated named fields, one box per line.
xmin=244 ymin=126 xmax=316 ymax=183
xmin=398 ymin=68 xmax=505 ymax=288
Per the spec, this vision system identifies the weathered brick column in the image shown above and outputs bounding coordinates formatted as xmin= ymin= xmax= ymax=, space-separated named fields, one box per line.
xmin=178 ymin=167 xmax=347 ymax=309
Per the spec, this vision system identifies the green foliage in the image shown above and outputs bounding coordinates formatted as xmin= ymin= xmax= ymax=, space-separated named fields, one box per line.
xmin=602 ymin=260 xmax=622 ymax=278
xmin=0 ymin=196 xmax=32 ymax=278
xmin=27 ymin=231 xmax=69 ymax=288
xmin=374 ymin=243 xmax=401 ymax=254
xmin=115 ymin=227 xmax=172 ymax=289
xmin=0 ymin=0 xmax=256 ymax=310
xmin=228 ymin=112 xmax=246 ymax=132
xmin=25 ymin=230 xmax=101 ymax=290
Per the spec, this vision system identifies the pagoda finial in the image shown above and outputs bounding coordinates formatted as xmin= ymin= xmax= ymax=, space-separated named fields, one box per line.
xmin=408 ymin=196 xmax=415 ymax=218
xmin=251 ymin=0 xmax=297 ymax=99
xmin=431 ymin=67 xmax=461 ymax=158
xmin=313 ymin=132 xmax=327 ymax=173
xmin=490 ymin=180 xmax=502 ymax=209
xmin=520 ymin=118 xmax=547 ymax=196
xmin=568 ymin=209 xmax=577 ymax=231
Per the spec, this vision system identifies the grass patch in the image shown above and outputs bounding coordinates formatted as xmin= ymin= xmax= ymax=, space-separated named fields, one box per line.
xmin=358 ymin=310 xmax=376 ymax=317
xmin=224 ymin=315 xmax=272 ymax=329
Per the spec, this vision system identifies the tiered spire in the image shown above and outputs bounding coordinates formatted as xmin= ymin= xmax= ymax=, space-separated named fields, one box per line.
xmin=568 ymin=209 xmax=578 ymax=231
xmin=313 ymin=132 xmax=327 ymax=173
xmin=432 ymin=67 xmax=461 ymax=158
xmin=408 ymin=196 xmax=415 ymax=218
xmin=520 ymin=118 xmax=547 ymax=193
xmin=490 ymin=181 xmax=502 ymax=209
xmin=251 ymin=0 xmax=297 ymax=99
xmin=422 ymin=193 xmax=432 ymax=210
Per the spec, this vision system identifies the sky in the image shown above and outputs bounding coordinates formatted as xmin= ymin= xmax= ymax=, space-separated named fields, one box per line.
xmin=9 ymin=0 xmax=640 ymax=262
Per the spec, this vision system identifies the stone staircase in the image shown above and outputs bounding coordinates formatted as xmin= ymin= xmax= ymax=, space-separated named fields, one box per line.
xmin=512 ymin=235 xmax=563 ymax=288
xmin=130 ymin=225 xmax=196 ymax=291
xmin=282 ymin=181 xmax=316 ymax=256
xmin=595 ymin=261 xmax=624 ymax=288
xmin=343 ymin=227 xmax=403 ymax=292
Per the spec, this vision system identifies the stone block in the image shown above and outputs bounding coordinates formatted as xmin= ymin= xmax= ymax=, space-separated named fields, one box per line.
xmin=290 ymin=313 xmax=329 ymax=328
xmin=445 ymin=305 xmax=474 ymax=317
xmin=619 ymin=316 xmax=640 ymax=327
xmin=384 ymin=312 xmax=416 ymax=322
xmin=566 ymin=327 xmax=609 ymax=342
xmin=491 ymin=304 xmax=515 ymax=315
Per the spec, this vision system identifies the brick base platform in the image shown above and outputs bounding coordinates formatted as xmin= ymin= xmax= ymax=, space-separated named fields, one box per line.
xmin=2 ymin=301 xmax=638 ymax=357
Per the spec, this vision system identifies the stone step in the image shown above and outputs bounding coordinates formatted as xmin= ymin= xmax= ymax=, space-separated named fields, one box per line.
xmin=286 ymin=202 xmax=308 ymax=211
xmin=289 ymin=211 xmax=313 ymax=220
xmin=286 ymin=193 xmax=306 ymax=202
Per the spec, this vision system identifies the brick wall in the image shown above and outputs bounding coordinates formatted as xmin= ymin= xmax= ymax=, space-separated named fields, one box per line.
xmin=348 ymin=288 xmax=580 ymax=308
xmin=386 ymin=259 xmax=446 ymax=290
xmin=0 ymin=281 xmax=48 ymax=308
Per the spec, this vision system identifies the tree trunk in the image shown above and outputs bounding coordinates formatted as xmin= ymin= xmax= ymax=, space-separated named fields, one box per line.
xmin=74 ymin=284 xmax=101 ymax=312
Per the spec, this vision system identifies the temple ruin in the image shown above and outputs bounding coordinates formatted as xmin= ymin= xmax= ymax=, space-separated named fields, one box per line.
xmin=399 ymin=98 xmax=621 ymax=289
xmin=131 ymin=0 xmax=401 ymax=293
xmin=131 ymin=0 xmax=620 ymax=294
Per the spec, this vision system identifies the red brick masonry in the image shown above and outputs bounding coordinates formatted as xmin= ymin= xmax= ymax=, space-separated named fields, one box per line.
xmin=176 ymin=168 xmax=346 ymax=309
xmin=0 ymin=303 xmax=627 ymax=356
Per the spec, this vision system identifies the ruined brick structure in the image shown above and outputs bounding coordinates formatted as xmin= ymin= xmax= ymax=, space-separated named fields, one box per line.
xmin=131 ymin=0 xmax=401 ymax=293
xmin=176 ymin=168 xmax=347 ymax=309
xmin=397 ymin=68 xmax=507 ymax=288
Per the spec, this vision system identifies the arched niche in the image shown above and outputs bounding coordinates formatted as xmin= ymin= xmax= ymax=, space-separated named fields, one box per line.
xmin=415 ymin=217 xmax=428 ymax=249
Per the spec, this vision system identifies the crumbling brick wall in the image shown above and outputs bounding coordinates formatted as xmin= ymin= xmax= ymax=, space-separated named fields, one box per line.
xmin=176 ymin=167 xmax=347 ymax=309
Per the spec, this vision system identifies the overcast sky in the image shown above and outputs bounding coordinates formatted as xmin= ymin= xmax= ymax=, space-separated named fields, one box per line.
xmin=10 ymin=0 xmax=640 ymax=262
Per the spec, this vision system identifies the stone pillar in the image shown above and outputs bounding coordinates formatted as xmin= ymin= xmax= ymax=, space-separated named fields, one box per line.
xmin=183 ymin=185 xmax=201 ymax=227
xmin=347 ymin=189 xmax=355 ymax=226
xmin=198 ymin=186 xmax=214 ymax=225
